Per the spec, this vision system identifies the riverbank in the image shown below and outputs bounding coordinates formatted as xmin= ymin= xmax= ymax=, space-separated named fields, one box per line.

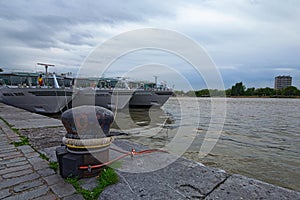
xmin=174 ymin=95 xmax=300 ymax=98
xmin=0 ymin=103 xmax=299 ymax=199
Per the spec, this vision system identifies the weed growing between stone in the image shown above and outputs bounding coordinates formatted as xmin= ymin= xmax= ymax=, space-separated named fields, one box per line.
xmin=39 ymin=153 xmax=49 ymax=161
xmin=13 ymin=135 xmax=29 ymax=147
xmin=0 ymin=118 xmax=30 ymax=147
xmin=3 ymin=118 xmax=63 ymax=175
xmin=0 ymin=117 xmax=12 ymax=127
xmin=11 ymin=127 xmax=18 ymax=133
xmin=49 ymin=161 xmax=59 ymax=171
xmin=66 ymin=167 xmax=119 ymax=200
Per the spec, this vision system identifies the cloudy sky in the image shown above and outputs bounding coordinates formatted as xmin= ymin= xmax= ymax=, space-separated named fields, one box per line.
xmin=0 ymin=0 xmax=299 ymax=90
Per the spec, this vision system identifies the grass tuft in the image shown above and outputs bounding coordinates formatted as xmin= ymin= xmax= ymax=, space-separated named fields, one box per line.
xmin=49 ymin=162 xmax=59 ymax=171
xmin=13 ymin=136 xmax=29 ymax=147
xmin=66 ymin=167 xmax=118 ymax=200
xmin=11 ymin=128 xmax=19 ymax=133
xmin=0 ymin=117 xmax=12 ymax=127
xmin=39 ymin=153 xmax=49 ymax=161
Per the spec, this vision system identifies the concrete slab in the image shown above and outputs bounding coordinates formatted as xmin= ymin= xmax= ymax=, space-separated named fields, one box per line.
xmin=99 ymin=140 xmax=300 ymax=200
xmin=0 ymin=103 xmax=62 ymax=129
xmin=205 ymin=174 xmax=300 ymax=200
xmin=40 ymin=146 xmax=61 ymax=162
xmin=99 ymin=140 xmax=229 ymax=199
xmin=7 ymin=118 xmax=62 ymax=129
xmin=19 ymin=127 xmax=65 ymax=151
xmin=50 ymin=181 xmax=76 ymax=198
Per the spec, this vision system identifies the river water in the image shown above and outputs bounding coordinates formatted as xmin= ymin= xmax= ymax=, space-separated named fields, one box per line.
xmin=113 ymin=97 xmax=300 ymax=191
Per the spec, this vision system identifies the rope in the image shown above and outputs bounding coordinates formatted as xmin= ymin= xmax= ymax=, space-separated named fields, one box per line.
xmin=78 ymin=148 xmax=168 ymax=170
xmin=65 ymin=143 xmax=111 ymax=149
xmin=67 ymin=146 xmax=110 ymax=154
xmin=62 ymin=136 xmax=114 ymax=149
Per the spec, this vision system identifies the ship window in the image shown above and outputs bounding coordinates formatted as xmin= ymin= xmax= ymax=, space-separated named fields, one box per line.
xmin=46 ymin=78 xmax=54 ymax=87
xmin=57 ymin=79 xmax=64 ymax=86
xmin=31 ymin=77 xmax=38 ymax=86
xmin=0 ymin=76 xmax=11 ymax=85
xmin=3 ymin=93 xmax=14 ymax=96
xmin=11 ymin=76 xmax=20 ymax=85
xmin=63 ymin=79 xmax=72 ymax=87
xmin=14 ymin=92 xmax=24 ymax=96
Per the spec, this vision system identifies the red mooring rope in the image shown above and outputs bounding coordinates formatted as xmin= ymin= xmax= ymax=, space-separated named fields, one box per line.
xmin=78 ymin=148 xmax=168 ymax=170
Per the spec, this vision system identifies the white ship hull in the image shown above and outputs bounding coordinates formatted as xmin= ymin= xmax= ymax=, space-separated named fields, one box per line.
xmin=0 ymin=86 xmax=73 ymax=113
xmin=130 ymin=90 xmax=173 ymax=107
xmin=72 ymin=88 xmax=173 ymax=110
xmin=72 ymin=88 xmax=133 ymax=109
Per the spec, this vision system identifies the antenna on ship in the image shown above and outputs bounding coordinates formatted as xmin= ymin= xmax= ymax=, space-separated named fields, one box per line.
xmin=37 ymin=63 xmax=55 ymax=86
xmin=37 ymin=63 xmax=55 ymax=76
xmin=153 ymin=75 xmax=159 ymax=89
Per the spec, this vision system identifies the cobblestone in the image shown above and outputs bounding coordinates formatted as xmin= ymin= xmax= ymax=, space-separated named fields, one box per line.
xmin=0 ymin=164 xmax=31 ymax=175
xmin=3 ymin=169 xmax=34 ymax=179
xmin=24 ymin=151 xmax=40 ymax=158
xmin=63 ymin=194 xmax=85 ymax=200
xmin=6 ymin=160 xmax=29 ymax=167
xmin=17 ymin=145 xmax=35 ymax=153
xmin=3 ymin=153 xmax=24 ymax=160
xmin=0 ymin=164 xmax=5 ymax=170
xmin=37 ymin=168 xmax=56 ymax=177
xmin=0 ymin=173 xmax=40 ymax=190
xmin=0 ymin=188 xmax=11 ymax=199
xmin=13 ymin=180 xmax=44 ymax=192
xmin=0 ymin=147 xmax=16 ymax=153
xmin=28 ymin=156 xmax=50 ymax=170
xmin=50 ymin=182 xmax=76 ymax=198
xmin=0 ymin=140 xmax=12 ymax=144
xmin=0 ymin=103 xmax=78 ymax=199
xmin=0 ymin=157 xmax=26 ymax=165
xmin=5 ymin=185 xmax=49 ymax=200
xmin=43 ymin=174 xmax=64 ymax=186
xmin=0 ymin=150 xmax=20 ymax=158
xmin=33 ymin=193 xmax=58 ymax=200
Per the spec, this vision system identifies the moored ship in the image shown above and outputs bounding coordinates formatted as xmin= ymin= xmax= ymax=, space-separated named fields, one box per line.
xmin=0 ymin=63 xmax=73 ymax=114
xmin=0 ymin=64 xmax=173 ymax=113
xmin=72 ymin=77 xmax=173 ymax=109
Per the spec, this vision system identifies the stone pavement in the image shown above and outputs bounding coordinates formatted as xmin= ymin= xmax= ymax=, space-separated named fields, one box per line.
xmin=0 ymin=105 xmax=83 ymax=199
xmin=1 ymin=103 xmax=300 ymax=200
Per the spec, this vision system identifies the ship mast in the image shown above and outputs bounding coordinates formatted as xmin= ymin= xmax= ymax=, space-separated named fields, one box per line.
xmin=37 ymin=63 xmax=55 ymax=86
xmin=153 ymin=75 xmax=159 ymax=89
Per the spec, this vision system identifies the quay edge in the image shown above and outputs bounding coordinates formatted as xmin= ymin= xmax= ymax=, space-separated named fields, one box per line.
xmin=0 ymin=103 xmax=299 ymax=200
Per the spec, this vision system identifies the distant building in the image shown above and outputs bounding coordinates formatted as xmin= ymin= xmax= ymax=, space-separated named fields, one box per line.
xmin=274 ymin=75 xmax=292 ymax=90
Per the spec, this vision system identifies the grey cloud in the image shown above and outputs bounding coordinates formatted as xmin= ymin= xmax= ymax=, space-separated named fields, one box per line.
xmin=67 ymin=32 xmax=94 ymax=46
xmin=4 ymin=24 xmax=56 ymax=49
xmin=0 ymin=0 xmax=174 ymax=48
xmin=0 ymin=0 xmax=300 ymax=89
xmin=0 ymin=0 xmax=174 ymax=25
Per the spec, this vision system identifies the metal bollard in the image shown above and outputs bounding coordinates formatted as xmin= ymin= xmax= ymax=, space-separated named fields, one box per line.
xmin=56 ymin=105 xmax=114 ymax=178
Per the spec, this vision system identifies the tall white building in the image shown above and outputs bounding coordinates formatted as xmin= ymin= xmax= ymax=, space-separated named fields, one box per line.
xmin=274 ymin=76 xmax=292 ymax=90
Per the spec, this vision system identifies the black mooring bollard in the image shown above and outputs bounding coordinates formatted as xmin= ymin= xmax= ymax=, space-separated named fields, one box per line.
xmin=56 ymin=105 xmax=114 ymax=178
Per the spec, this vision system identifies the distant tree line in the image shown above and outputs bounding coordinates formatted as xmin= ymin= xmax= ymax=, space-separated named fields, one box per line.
xmin=174 ymin=82 xmax=300 ymax=97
